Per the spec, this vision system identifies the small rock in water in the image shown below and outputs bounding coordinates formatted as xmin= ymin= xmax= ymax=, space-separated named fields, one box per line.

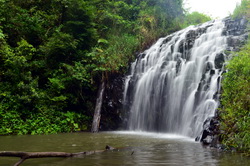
xmin=202 ymin=135 xmax=213 ymax=145
xmin=105 ymin=145 xmax=115 ymax=150
xmin=195 ymin=136 xmax=200 ymax=142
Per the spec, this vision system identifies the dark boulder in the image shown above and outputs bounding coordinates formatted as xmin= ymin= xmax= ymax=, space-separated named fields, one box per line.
xmin=196 ymin=116 xmax=220 ymax=148
xmin=214 ymin=53 xmax=225 ymax=69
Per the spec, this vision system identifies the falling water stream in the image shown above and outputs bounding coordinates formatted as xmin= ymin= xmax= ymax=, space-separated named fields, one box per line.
xmin=1 ymin=18 xmax=249 ymax=166
xmin=124 ymin=19 xmax=228 ymax=138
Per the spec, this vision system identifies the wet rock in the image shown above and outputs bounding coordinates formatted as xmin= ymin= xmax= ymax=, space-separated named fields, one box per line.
xmin=161 ymin=61 xmax=169 ymax=69
xmin=223 ymin=17 xmax=248 ymax=36
xmin=197 ymin=116 xmax=220 ymax=148
xmin=162 ymin=35 xmax=174 ymax=45
xmin=178 ymin=26 xmax=211 ymax=56
xmin=101 ymin=73 xmax=125 ymax=131
xmin=205 ymin=61 xmax=213 ymax=72
xmin=214 ymin=53 xmax=225 ymax=69
xmin=227 ymin=36 xmax=248 ymax=51
xmin=137 ymin=53 xmax=146 ymax=60
xmin=210 ymin=135 xmax=220 ymax=148
xmin=210 ymin=69 xmax=215 ymax=75
xmin=223 ymin=17 xmax=249 ymax=51
xmin=203 ymin=135 xmax=213 ymax=145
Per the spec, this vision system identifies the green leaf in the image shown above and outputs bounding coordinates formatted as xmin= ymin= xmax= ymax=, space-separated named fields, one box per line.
xmin=98 ymin=38 xmax=108 ymax=44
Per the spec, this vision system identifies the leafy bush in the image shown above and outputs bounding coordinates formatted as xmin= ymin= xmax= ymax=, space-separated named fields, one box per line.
xmin=0 ymin=106 xmax=90 ymax=135
xmin=184 ymin=12 xmax=211 ymax=27
xmin=102 ymin=33 xmax=139 ymax=72
xmin=174 ymin=12 xmax=212 ymax=29
xmin=220 ymin=39 xmax=250 ymax=156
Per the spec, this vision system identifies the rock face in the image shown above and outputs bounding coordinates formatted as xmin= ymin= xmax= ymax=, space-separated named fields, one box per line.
xmin=197 ymin=17 xmax=249 ymax=147
xmin=224 ymin=17 xmax=249 ymax=52
xmin=195 ymin=115 xmax=220 ymax=147
xmin=101 ymin=17 xmax=249 ymax=137
xmin=99 ymin=72 xmax=125 ymax=131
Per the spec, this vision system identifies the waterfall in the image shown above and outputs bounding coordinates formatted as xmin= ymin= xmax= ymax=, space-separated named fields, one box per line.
xmin=123 ymin=19 xmax=228 ymax=138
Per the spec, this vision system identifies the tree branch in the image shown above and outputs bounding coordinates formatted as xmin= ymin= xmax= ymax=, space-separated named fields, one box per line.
xmin=0 ymin=145 xmax=114 ymax=166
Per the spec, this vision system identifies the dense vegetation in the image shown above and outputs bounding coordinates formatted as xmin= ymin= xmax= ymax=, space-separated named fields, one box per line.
xmin=220 ymin=0 xmax=250 ymax=156
xmin=232 ymin=0 xmax=250 ymax=19
xmin=0 ymin=0 xmax=211 ymax=135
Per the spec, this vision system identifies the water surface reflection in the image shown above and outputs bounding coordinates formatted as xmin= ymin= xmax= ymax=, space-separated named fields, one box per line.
xmin=0 ymin=132 xmax=249 ymax=166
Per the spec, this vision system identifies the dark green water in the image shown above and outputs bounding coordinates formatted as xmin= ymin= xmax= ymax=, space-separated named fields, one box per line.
xmin=0 ymin=131 xmax=249 ymax=166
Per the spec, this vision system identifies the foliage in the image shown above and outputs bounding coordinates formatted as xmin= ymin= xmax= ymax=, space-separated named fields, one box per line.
xmin=0 ymin=107 xmax=90 ymax=135
xmin=172 ymin=11 xmax=212 ymax=29
xmin=0 ymin=0 xmax=209 ymax=135
xmin=232 ymin=0 xmax=250 ymax=19
xmin=181 ymin=12 xmax=211 ymax=28
xmin=0 ymin=0 xmax=98 ymax=135
xmin=93 ymin=33 xmax=139 ymax=72
xmin=220 ymin=39 xmax=250 ymax=156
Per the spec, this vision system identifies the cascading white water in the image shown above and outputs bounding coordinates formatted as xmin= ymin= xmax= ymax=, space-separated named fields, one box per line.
xmin=123 ymin=20 xmax=228 ymax=138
